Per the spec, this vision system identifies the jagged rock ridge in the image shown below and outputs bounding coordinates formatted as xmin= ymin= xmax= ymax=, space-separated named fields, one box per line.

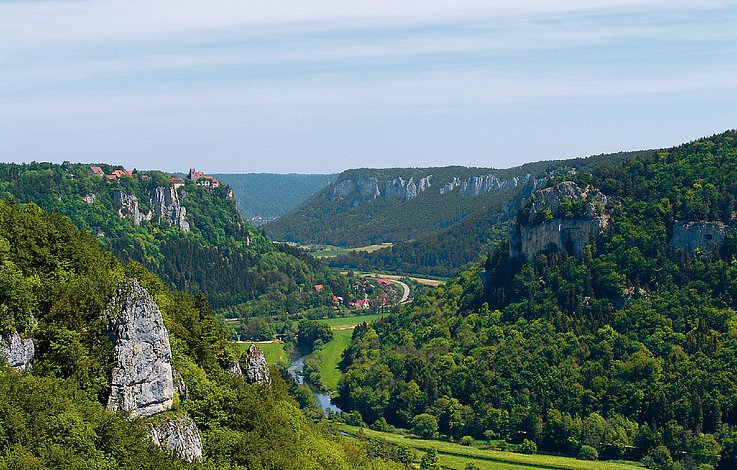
xmin=106 ymin=280 xmax=175 ymax=418
xmin=112 ymin=187 xmax=190 ymax=232
xmin=510 ymin=181 xmax=608 ymax=259
xmin=385 ymin=176 xmax=433 ymax=202
xmin=440 ymin=173 xmax=531 ymax=196
xmin=148 ymin=414 xmax=203 ymax=462
xmin=0 ymin=330 xmax=34 ymax=370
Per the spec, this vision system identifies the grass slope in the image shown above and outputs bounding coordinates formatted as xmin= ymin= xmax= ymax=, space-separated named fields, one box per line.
xmin=339 ymin=425 xmax=643 ymax=470
xmin=318 ymin=329 xmax=353 ymax=391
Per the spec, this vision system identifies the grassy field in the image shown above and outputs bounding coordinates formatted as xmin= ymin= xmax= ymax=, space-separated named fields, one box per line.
xmin=235 ymin=341 xmax=288 ymax=366
xmin=308 ymin=243 xmax=393 ymax=258
xmin=342 ymin=270 xmax=446 ymax=287
xmin=318 ymin=329 xmax=353 ymax=391
xmin=338 ymin=425 xmax=643 ymax=470
xmin=320 ymin=313 xmax=386 ymax=329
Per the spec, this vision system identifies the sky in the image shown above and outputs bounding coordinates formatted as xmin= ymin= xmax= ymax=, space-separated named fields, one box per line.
xmin=1 ymin=1 xmax=736 ymax=174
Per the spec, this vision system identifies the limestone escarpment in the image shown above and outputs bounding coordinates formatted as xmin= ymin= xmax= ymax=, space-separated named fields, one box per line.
xmin=151 ymin=187 xmax=190 ymax=232
xmin=671 ymin=220 xmax=730 ymax=255
xmin=106 ymin=280 xmax=174 ymax=418
xmin=510 ymin=181 xmax=608 ymax=259
xmin=112 ymin=191 xmax=151 ymax=226
xmin=148 ymin=414 xmax=203 ymax=462
xmin=112 ymin=187 xmax=190 ymax=232
xmin=385 ymin=176 xmax=433 ymax=202
xmin=332 ymin=178 xmax=381 ymax=206
xmin=241 ymin=344 xmax=270 ymax=385
xmin=439 ymin=173 xmax=531 ymax=195
xmin=0 ymin=330 xmax=34 ymax=370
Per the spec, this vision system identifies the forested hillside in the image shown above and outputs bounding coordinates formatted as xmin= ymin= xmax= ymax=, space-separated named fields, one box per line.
xmin=267 ymin=152 xmax=645 ymax=277
xmin=213 ymin=173 xmax=336 ymax=224
xmin=0 ymin=199 xmax=403 ymax=469
xmin=337 ymin=130 xmax=737 ymax=468
xmin=0 ymin=163 xmax=345 ymax=313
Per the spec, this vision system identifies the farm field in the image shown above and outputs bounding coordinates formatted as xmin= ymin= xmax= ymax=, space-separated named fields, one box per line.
xmin=317 ymin=329 xmax=353 ymax=391
xmin=337 ymin=425 xmax=643 ymax=470
xmin=307 ymin=243 xmax=393 ymax=258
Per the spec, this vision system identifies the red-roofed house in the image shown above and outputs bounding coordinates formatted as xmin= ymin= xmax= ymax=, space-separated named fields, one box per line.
xmin=314 ymin=284 xmax=324 ymax=292
xmin=89 ymin=166 xmax=105 ymax=177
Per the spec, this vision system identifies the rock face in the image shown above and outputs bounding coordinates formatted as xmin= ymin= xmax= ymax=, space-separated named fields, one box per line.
xmin=82 ymin=194 xmax=96 ymax=204
xmin=151 ymin=187 xmax=190 ymax=232
xmin=112 ymin=187 xmax=190 ymax=232
xmin=106 ymin=280 xmax=174 ymax=418
xmin=671 ymin=221 xmax=729 ymax=255
xmin=385 ymin=176 xmax=433 ymax=202
xmin=148 ymin=414 xmax=203 ymax=463
xmin=510 ymin=181 xmax=608 ymax=259
xmin=0 ymin=330 xmax=34 ymax=370
xmin=439 ymin=174 xmax=531 ymax=195
xmin=112 ymin=191 xmax=150 ymax=226
xmin=241 ymin=344 xmax=270 ymax=385
xmin=332 ymin=178 xmax=381 ymax=206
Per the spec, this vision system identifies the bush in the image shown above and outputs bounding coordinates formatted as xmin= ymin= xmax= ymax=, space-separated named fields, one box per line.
xmin=412 ymin=414 xmax=439 ymax=439
xmin=578 ymin=445 xmax=599 ymax=460
xmin=461 ymin=436 xmax=474 ymax=446
xmin=518 ymin=439 xmax=537 ymax=454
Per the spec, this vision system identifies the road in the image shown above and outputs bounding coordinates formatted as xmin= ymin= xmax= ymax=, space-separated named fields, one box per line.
xmin=389 ymin=278 xmax=411 ymax=304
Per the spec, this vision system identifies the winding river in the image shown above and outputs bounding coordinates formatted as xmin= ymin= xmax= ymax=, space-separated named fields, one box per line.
xmin=287 ymin=356 xmax=342 ymax=416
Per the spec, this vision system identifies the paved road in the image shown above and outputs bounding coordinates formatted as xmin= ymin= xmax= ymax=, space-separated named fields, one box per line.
xmin=388 ymin=278 xmax=411 ymax=304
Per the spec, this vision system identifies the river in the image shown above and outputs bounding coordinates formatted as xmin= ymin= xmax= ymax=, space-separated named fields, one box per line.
xmin=287 ymin=356 xmax=342 ymax=416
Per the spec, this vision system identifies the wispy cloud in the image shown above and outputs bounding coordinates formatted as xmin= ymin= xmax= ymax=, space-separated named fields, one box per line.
xmin=0 ymin=1 xmax=735 ymax=172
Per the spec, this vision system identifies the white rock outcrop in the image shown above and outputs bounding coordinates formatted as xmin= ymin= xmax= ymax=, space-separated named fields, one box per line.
xmin=0 ymin=330 xmax=34 ymax=370
xmin=151 ymin=187 xmax=190 ymax=232
xmin=510 ymin=181 xmax=608 ymax=259
xmin=385 ymin=176 xmax=433 ymax=202
xmin=106 ymin=280 xmax=174 ymax=418
xmin=671 ymin=220 xmax=730 ymax=255
xmin=148 ymin=414 xmax=204 ymax=463
xmin=242 ymin=344 xmax=270 ymax=385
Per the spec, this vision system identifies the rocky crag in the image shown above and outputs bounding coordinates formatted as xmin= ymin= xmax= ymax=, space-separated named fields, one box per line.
xmin=671 ymin=220 xmax=731 ymax=255
xmin=105 ymin=279 xmax=203 ymax=461
xmin=112 ymin=187 xmax=190 ymax=232
xmin=148 ymin=414 xmax=204 ymax=463
xmin=0 ymin=330 xmax=34 ymax=370
xmin=510 ymin=181 xmax=609 ymax=259
xmin=241 ymin=344 xmax=270 ymax=385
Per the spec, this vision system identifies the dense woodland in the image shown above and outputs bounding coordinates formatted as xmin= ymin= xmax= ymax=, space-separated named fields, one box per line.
xmin=336 ymin=131 xmax=737 ymax=469
xmin=0 ymin=163 xmax=344 ymax=314
xmin=0 ymin=199 xmax=406 ymax=469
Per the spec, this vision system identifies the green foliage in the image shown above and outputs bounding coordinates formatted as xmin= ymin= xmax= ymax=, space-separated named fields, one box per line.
xmin=336 ymin=130 xmax=737 ymax=468
xmin=578 ymin=445 xmax=599 ymax=461
xmin=0 ymin=199 xmax=402 ymax=469
xmin=0 ymin=162 xmax=342 ymax=313
xmin=412 ymin=414 xmax=439 ymax=439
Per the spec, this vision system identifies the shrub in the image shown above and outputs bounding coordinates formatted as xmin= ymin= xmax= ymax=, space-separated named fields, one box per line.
xmin=518 ymin=439 xmax=537 ymax=454
xmin=578 ymin=445 xmax=599 ymax=460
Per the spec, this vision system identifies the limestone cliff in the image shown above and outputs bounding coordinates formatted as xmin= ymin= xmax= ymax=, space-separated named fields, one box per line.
xmin=112 ymin=191 xmax=151 ymax=226
xmin=113 ymin=187 xmax=190 ymax=232
xmin=332 ymin=178 xmax=381 ymax=206
xmin=510 ymin=181 xmax=608 ymax=259
xmin=671 ymin=220 xmax=730 ymax=255
xmin=385 ymin=176 xmax=433 ymax=202
xmin=439 ymin=173 xmax=531 ymax=195
xmin=0 ymin=330 xmax=34 ymax=370
xmin=151 ymin=187 xmax=190 ymax=232
xmin=106 ymin=280 xmax=174 ymax=418
xmin=241 ymin=344 xmax=270 ymax=385
xmin=148 ymin=414 xmax=203 ymax=463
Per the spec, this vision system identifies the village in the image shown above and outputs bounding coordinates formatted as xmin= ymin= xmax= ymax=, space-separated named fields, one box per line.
xmin=87 ymin=165 xmax=221 ymax=188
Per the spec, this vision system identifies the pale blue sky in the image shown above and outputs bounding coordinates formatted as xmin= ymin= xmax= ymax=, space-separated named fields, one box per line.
xmin=1 ymin=1 xmax=736 ymax=173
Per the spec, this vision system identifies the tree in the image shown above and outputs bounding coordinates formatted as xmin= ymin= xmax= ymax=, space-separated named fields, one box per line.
xmin=578 ymin=445 xmax=599 ymax=461
xmin=412 ymin=414 xmax=439 ymax=439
